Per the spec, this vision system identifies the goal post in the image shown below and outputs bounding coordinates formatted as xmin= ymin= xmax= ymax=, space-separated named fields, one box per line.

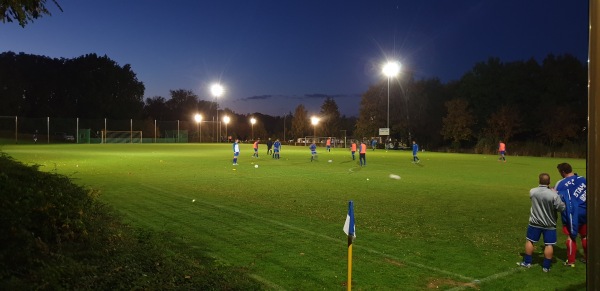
xmin=102 ymin=130 xmax=143 ymax=143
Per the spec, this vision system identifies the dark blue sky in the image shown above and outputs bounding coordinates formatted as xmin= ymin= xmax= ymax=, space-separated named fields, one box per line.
xmin=0 ymin=0 xmax=588 ymax=117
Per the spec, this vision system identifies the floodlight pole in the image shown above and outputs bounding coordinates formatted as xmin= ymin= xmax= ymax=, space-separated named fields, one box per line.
xmin=211 ymin=83 xmax=224 ymax=143
xmin=387 ymin=76 xmax=390 ymax=131
xmin=194 ymin=114 xmax=202 ymax=143
xmin=283 ymin=113 xmax=286 ymax=142
xmin=223 ymin=116 xmax=230 ymax=142
xmin=251 ymin=117 xmax=256 ymax=140
xmin=382 ymin=61 xmax=400 ymax=140
xmin=311 ymin=116 xmax=319 ymax=142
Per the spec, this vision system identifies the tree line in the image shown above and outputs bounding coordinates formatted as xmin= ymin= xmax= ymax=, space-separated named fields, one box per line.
xmin=0 ymin=51 xmax=587 ymax=155
xmin=355 ymin=54 xmax=586 ymax=156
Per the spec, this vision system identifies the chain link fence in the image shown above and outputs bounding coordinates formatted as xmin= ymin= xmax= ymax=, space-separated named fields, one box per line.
xmin=0 ymin=116 xmax=225 ymax=144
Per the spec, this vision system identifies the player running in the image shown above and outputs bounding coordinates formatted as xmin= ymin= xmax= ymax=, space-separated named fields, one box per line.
xmin=498 ymin=140 xmax=506 ymax=162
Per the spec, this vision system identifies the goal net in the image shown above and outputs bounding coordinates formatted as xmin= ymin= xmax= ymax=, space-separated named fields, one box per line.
xmin=102 ymin=131 xmax=143 ymax=143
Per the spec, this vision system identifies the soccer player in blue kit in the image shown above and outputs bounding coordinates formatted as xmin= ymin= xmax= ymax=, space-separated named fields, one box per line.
xmin=412 ymin=141 xmax=420 ymax=163
xmin=273 ymin=139 xmax=281 ymax=159
xmin=310 ymin=140 xmax=317 ymax=161
xmin=232 ymin=138 xmax=240 ymax=165
xmin=555 ymin=162 xmax=587 ymax=266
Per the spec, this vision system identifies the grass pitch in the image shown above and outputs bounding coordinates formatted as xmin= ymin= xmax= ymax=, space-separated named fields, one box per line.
xmin=2 ymin=143 xmax=587 ymax=290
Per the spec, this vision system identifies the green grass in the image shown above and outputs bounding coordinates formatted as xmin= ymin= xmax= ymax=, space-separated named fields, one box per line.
xmin=2 ymin=143 xmax=587 ymax=290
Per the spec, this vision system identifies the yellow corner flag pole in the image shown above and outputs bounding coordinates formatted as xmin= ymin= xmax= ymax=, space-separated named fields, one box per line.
xmin=343 ymin=201 xmax=356 ymax=290
xmin=347 ymin=234 xmax=353 ymax=290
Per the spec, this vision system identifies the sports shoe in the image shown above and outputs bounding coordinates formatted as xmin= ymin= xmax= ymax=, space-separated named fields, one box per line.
xmin=580 ymin=258 xmax=587 ymax=264
xmin=517 ymin=262 xmax=532 ymax=268
xmin=564 ymin=261 xmax=575 ymax=267
xmin=542 ymin=267 xmax=550 ymax=273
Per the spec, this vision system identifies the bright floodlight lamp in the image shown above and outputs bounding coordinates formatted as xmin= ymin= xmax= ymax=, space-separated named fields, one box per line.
xmin=311 ymin=116 xmax=320 ymax=141
xmin=311 ymin=116 xmax=319 ymax=126
xmin=194 ymin=113 xmax=202 ymax=143
xmin=211 ymin=83 xmax=224 ymax=142
xmin=223 ymin=115 xmax=230 ymax=142
xmin=210 ymin=83 xmax=224 ymax=97
xmin=382 ymin=61 xmax=401 ymax=136
xmin=382 ymin=61 xmax=400 ymax=78
xmin=250 ymin=117 xmax=256 ymax=140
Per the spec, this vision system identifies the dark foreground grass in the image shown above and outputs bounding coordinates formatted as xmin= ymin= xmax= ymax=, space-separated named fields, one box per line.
xmin=2 ymin=143 xmax=587 ymax=290
xmin=0 ymin=153 xmax=262 ymax=290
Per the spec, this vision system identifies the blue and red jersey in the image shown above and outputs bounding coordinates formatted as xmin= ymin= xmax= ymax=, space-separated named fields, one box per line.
xmin=555 ymin=175 xmax=587 ymax=237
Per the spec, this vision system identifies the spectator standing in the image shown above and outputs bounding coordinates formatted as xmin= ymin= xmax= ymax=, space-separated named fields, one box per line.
xmin=518 ymin=173 xmax=565 ymax=272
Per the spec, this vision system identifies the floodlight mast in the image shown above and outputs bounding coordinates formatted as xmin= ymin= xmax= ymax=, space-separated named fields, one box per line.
xmin=194 ymin=113 xmax=202 ymax=143
xmin=211 ymin=83 xmax=224 ymax=142
xmin=382 ymin=61 xmax=400 ymax=138
xmin=311 ymin=116 xmax=320 ymax=142
xmin=223 ymin=115 xmax=230 ymax=142
xmin=250 ymin=117 xmax=256 ymax=140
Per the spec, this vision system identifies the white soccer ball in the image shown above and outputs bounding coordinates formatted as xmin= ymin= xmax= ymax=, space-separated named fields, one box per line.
xmin=328 ymin=160 xmax=332 ymax=163
xmin=255 ymin=164 xmax=259 ymax=168
xmin=192 ymin=199 xmax=195 ymax=202
xmin=389 ymin=174 xmax=401 ymax=180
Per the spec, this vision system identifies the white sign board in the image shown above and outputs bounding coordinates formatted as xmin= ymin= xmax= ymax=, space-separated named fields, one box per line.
xmin=379 ymin=128 xmax=390 ymax=135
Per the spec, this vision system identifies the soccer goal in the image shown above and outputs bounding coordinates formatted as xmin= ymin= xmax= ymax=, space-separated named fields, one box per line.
xmin=102 ymin=131 xmax=143 ymax=143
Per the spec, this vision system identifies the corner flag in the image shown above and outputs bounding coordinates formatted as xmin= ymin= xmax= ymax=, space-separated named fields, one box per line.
xmin=343 ymin=200 xmax=355 ymax=291
xmin=343 ymin=200 xmax=356 ymax=239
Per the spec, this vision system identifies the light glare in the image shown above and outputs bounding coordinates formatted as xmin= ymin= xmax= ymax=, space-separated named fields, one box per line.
xmin=382 ymin=61 xmax=401 ymax=77
xmin=311 ymin=116 xmax=320 ymax=125
xmin=211 ymin=83 xmax=224 ymax=97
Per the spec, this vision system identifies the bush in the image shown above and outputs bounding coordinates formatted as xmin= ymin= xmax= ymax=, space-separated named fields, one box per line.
xmin=0 ymin=153 xmax=261 ymax=290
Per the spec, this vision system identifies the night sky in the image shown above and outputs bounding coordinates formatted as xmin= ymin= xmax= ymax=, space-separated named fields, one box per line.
xmin=0 ymin=0 xmax=589 ymax=116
